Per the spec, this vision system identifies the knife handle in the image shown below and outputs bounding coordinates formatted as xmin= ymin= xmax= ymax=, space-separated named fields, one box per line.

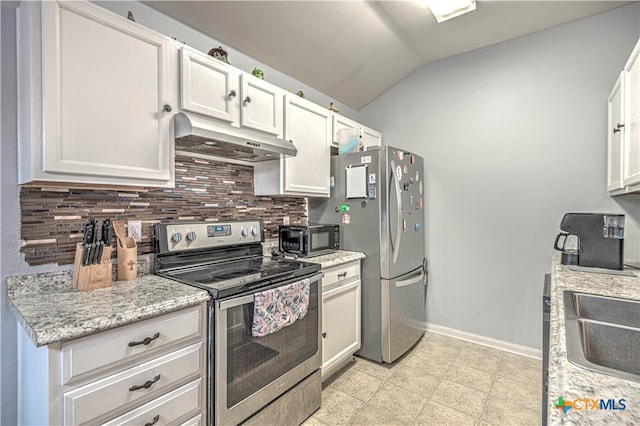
xmin=95 ymin=242 xmax=104 ymax=264
xmin=81 ymin=244 xmax=90 ymax=266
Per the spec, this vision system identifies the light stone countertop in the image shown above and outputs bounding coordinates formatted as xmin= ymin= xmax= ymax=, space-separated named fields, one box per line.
xmin=6 ymin=270 xmax=210 ymax=347
xmin=262 ymin=239 xmax=365 ymax=269
xmin=548 ymin=254 xmax=640 ymax=425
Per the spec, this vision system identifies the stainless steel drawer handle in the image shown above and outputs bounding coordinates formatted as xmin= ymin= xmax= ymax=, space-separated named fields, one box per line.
xmin=128 ymin=332 xmax=160 ymax=347
xmin=129 ymin=374 xmax=160 ymax=391
xmin=145 ymin=415 xmax=160 ymax=426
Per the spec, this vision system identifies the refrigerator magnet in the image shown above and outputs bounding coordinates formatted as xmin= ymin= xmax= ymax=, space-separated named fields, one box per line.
xmin=419 ymin=197 xmax=423 ymax=208
xmin=410 ymin=155 xmax=415 ymax=164
xmin=369 ymin=173 xmax=376 ymax=184
xmin=403 ymin=165 xmax=408 ymax=174
xmin=396 ymin=165 xmax=402 ymax=181
xmin=342 ymin=213 xmax=351 ymax=224
xmin=398 ymin=151 xmax=404 ymax=160
xmin=330 ymin=176 xmax=335 ymax=189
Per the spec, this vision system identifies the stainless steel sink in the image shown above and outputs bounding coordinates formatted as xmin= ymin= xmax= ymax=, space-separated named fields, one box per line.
xmin=564 ymin=291 xmax=640 ymax=381
xmin=572 ymin=292 xmax=640 ymax=328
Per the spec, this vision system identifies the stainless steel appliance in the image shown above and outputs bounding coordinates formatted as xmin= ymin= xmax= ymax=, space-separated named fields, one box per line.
xmin=278 ymin=224 xmax=340 ymax=257
xmin=553 ymin=213 xmax=625 ymax=270
xmin=155 ymin=220 xmax=323 ymax=425
xmin=174 ymin=112 xmax=297 ymax=162
xmin=309 ymin=146 xmax=427 ymax=363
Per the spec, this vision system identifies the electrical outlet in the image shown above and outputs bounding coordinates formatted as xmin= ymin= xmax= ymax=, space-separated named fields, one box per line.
xmin=128 ymin=221 xmax=142 ymax=242
xmin=283 ymin=216 xmax=290 ymax=225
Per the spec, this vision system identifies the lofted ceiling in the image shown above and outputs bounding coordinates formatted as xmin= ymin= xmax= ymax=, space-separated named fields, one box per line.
xmin=144 ymin=1 xmax=634 ymax=111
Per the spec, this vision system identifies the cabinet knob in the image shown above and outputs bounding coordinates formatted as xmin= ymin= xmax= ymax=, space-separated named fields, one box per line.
xmin=243 ymin=96 xmax=252 ymax=104
xmin=322 ymin=332 xmax=327 ymax=338
xmin=613 ymin=123 xmax=625 ymax=134
xmin=228 ymin=90 xmax=237 ymax=98
xmin=163 ymin=104 xmax=172 ymax=113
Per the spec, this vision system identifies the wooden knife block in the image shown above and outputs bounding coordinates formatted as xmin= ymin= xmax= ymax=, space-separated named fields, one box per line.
xmin=72 ymin=243 xmax=113 ymax=291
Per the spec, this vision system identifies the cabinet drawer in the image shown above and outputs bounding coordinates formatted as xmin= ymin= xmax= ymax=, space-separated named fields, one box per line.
xmin=103 ymin=378 xmax=204 ymax=426
xmin=61 ymin=304 xmax=203 ymax=385
xmin=322 ymin=261 xmax=361 ymax=290
xmin=63 ymin=342 xmax=203 ymax=425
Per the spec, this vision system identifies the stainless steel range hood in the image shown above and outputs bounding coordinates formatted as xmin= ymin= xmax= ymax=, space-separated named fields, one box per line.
xmin=174 ymin=112 xmax=297 ymax=161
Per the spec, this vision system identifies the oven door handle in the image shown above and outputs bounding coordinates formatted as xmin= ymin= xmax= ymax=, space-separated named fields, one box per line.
xmin=217 ymin=272 xmax=324 ymax=310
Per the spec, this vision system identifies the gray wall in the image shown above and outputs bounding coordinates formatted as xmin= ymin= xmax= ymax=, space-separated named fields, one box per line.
xmin=361 ymin=4 xmax=640 ymax=349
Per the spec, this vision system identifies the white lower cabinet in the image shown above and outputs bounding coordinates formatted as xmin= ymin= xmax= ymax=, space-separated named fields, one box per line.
xmin=321 ymin=260 xmax=361 ymax=381
xmin=17 ymin=303 xmax=207 ymax=426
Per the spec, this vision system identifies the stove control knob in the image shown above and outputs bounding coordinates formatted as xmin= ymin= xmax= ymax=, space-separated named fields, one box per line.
xmin=171 ymin=232 xmax=182 ymax=243
xmin=241 ymin=227 xmax=249 ymax=237
xmin=186 ymin=231 xmax=196 ymax=242
xmin=251 ymin=227 xmax=259 ymax=236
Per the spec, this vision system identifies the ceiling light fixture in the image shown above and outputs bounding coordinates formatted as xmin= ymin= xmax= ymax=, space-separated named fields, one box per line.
xmin=424 ymin=0 xmax=476 ymax=23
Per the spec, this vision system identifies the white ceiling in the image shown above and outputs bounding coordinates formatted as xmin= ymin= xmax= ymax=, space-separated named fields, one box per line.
xmin=144 ymin=1 xmax=634 ymax=111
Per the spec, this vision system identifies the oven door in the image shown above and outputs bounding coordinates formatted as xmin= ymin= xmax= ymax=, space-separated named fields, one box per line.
xmin=214 ymin=272 xmax=323 ymax=426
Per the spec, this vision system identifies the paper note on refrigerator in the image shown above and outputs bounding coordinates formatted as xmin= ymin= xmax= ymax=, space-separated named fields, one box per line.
xmin=346 ymin=165 xmax=368 ymax=199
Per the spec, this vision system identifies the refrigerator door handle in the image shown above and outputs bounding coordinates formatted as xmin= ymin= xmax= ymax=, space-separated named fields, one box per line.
xmin=390 ymin=160 xmax=403 ymax=264
xmin=395 ymin=270 xmax=424 ymax=288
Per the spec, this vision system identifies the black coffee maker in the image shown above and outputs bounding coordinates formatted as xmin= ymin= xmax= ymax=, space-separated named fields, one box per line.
xmin=554 ymin=213 xmax=624 ymax=270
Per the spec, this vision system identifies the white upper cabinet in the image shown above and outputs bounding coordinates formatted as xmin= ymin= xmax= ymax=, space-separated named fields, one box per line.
xmin=361 ymin=125 xmax=383 ymax=149
xmin=623 ymin=39 xmax=640 ymax=188
xmin=608 ymin=38 xmax=640 ymax=195
xmin=253 ymin=94 xmax=331 ymax=197
xmin=331 ymin=113 xmax=382 ymax=151
xmin=180 ymin=46 xmax=284 ymax=136
xmin=180 ymin=48 xmax=237 ymax=123
xmin=18 ymin=0 xmax=176 ymax=188
xmin=607 ymin=72 xmax=625 ymax=192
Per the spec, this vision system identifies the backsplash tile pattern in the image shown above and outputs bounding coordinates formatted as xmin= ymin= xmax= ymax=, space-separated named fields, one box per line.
xmin=20 ymin=155 xmax=307 ymax=266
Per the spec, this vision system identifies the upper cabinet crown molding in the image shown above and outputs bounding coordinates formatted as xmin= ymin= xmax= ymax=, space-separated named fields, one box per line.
xmin=17 ymin=0 xmax=176 ymax=188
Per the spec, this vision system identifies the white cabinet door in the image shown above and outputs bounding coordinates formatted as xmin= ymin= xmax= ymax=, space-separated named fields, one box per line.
xmin=283 ymin=95 xmax=331 ymax=195
xmin=624 ymin=40 xmax=640 ymax=187
xmin=20 ymin=1 xmax=175 ymax=187
xmin=180 ymin=47 xmax=238 ymax=123
xmin=332 ymin=113 xmax=382 ymax=151
xmin=322 ymin=279 xmax=361 ymax=379
xmin=607 ymin=72 xmax=625 ymax=192
xmin=332 ymin=114 xmax=362 ymax=149
xmin=240 ymin=74 xmax=284 ymax=135
xmin=253 ymin=94 xmax=331 ymax=196
xmin=362 ymin=124 xmax=383 ymax=149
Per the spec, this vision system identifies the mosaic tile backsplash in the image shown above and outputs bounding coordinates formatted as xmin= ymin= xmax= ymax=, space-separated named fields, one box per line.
xmin=20 ymin=156 xmax=307 ymax=266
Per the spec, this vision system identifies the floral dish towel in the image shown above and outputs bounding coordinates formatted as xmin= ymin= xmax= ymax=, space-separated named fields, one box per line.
xmin=252 ymin=278 xmax=310 ymax=337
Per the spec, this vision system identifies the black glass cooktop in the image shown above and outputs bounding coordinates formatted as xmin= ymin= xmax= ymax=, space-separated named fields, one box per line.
xmin=162 ymin=255 xmax=321 ymax=299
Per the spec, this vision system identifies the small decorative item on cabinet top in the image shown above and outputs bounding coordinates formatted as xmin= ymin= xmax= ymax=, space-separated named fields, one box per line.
xmin=296 ymin=91 xmax=305 ymax=98
xmin=328 ymin=102 xmax=339 ymax=113
xmin=208 ymin=46 xmax=229 ymax=63
xmin=252 ymin=68 xmax=265 ymax=79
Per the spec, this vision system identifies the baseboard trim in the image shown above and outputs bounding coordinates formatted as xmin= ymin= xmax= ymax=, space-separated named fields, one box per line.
xmin=425 ymin=323 xmax=542 ymax=360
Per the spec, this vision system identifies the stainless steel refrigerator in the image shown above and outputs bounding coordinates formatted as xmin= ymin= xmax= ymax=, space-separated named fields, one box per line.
xmin=309 ymin=145 xmax=427 ymax=363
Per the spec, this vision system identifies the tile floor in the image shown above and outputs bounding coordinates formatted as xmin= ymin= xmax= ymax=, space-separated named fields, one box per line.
xmin=304 ymin=331 xmax=542 ymax=425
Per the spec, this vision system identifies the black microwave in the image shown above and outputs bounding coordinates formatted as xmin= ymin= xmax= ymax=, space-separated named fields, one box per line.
xmin=278 ymin=224 xmax=340 ymax=257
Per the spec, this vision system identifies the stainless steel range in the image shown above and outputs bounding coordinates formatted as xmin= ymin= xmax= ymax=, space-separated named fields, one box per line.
xmin=155 ymin=220 xmax=323 ymax=425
